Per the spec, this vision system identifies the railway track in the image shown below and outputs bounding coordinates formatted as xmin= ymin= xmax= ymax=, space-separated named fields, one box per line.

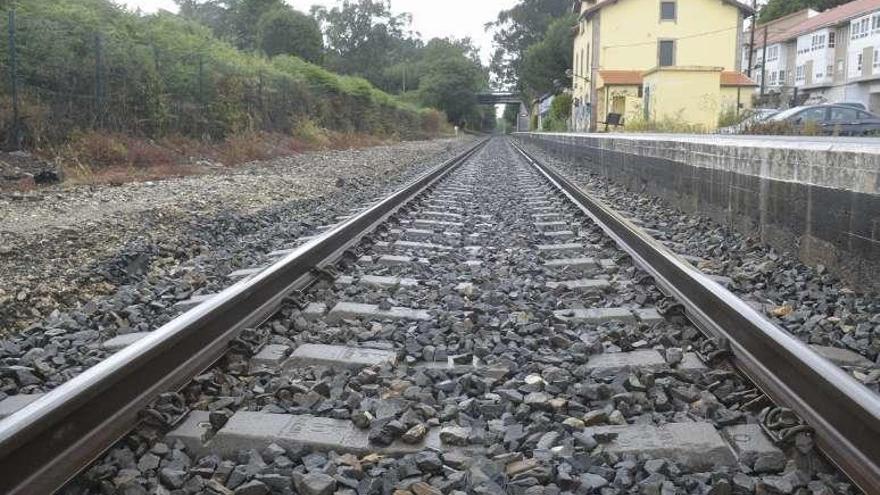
xmin=0 ymin=137 xmax=878 ymax=494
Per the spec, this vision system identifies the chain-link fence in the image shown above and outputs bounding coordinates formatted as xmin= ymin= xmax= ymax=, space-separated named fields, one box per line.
xmin=0 ymin=8 xmax=438 ymax=151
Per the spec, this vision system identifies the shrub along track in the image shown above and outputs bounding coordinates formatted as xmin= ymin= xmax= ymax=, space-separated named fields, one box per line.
xmin=0 ymin=138 xmax=877 ymax=495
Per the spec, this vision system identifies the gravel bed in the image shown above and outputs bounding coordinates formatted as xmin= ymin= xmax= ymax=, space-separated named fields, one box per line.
xmin=517 ymin=139 xmax=880 ymax=386
xmin=0 ymin=138 xmax=476 ymax=397
xmin=66 ymin=139 xmax=855 ymax=495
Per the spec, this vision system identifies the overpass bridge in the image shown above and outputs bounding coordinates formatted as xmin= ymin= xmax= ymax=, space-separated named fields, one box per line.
xmin=476 ymin=92 xmax=530 ymax=131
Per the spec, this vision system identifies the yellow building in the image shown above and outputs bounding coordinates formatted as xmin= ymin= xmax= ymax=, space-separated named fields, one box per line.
xmin=571 ymin=0 xmax=758 ymax=132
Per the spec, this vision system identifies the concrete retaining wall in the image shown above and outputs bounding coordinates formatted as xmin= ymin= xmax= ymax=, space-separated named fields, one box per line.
xmin=516 ymin=133 xmax=880 ymax=292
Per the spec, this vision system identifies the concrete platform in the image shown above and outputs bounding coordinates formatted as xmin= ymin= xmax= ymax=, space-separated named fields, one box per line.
xmin=536 ymin=243 xmax=585 ymax=253
xmin=546 ymin=279 xmax=611 ymax=292
xmin=170 ymin=412 xmax=444 ymax=458
xmin=544 ymin=257 xmax=598 ymax=271
xmin=584 ymin=350 xmax=705 ymax=372
xmin=326 ymin=302 xmax=431 ymax=323
xmin=553 ymin=308 xmax=636 ymax=324
xmin=722 ymin=424 xmax=785 ymax=470
xmin=585 ymin=423 xmax=736 ymax=471
xmin=336 ymin=275 xmax=420 ymax=289
xmin=284 ymin=343 xmax=397 ymax=370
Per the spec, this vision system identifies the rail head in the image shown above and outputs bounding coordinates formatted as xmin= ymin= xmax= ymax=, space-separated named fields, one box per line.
xmin=510 ymin=139 xmax=880 ymax=494
xmin=0 ymin=138 xmax=489 ymax=495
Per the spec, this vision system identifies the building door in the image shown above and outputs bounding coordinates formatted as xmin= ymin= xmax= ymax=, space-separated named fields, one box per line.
xmin=871 ymin=93 xmax=880 ymax=113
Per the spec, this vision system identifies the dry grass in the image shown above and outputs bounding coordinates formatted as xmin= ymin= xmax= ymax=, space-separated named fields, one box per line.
xmin=37 ymin=126 xmax=398 ymax=187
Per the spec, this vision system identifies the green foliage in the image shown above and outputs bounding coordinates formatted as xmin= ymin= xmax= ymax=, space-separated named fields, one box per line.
xmin=718 ymin=106 xmax=749 ymax=128
xmin=489 ymin=0 xmax=571 ymax=90
xmin=0 ymin=0 xmax=444 ymax=147
xmin=256 ymin=7 xmax=323 ymax=62
xmin=549 ymin=93 xmax=572 ymax=121
xmin=624 ymin=113 xmax=706 ymax=134
xmin=312 ymin=0 xmax=420 ymax=91
xmin=176 ymin=0 xmax=323 ymax=60
xmin=415 ymin=39 xmax=487 ymax=127
xmin=758 ymin=0 xmax=854 ymax=23
xmin=521 ymin=14 xmax=576 ymax=98
xmin=540 ymin=94 xmax=572 ymax=132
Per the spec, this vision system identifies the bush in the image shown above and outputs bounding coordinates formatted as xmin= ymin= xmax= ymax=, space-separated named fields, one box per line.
xmin=625 ymin=112 xmax=706 ymax=134
xmin=1 ymin=0 xmax=445 ymax=151
xmin=744 ymin=120 xmax=821 ymax=136
xmin=718 ymin=106 xmax=749 ymax=128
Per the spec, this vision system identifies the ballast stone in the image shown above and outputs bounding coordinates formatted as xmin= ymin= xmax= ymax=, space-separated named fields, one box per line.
xmin=284 ymin=344 xmax=397 ymax=370
xmin=585 ymin=423 xmax=736 ymax=471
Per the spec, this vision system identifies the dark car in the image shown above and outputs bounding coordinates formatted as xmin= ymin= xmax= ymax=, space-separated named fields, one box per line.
xmin=768 ymin=104 xmax=880 ymax=136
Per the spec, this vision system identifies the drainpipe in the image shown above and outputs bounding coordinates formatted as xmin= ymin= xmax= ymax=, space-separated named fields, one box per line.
xmin=747 ymin=0 xmax=757 ymax=78
xmin=760 ymin=25 xmax=768 ymax=97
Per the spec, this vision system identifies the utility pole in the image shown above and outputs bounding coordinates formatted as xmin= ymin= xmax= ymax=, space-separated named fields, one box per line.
xmin=747 ymin=0 xmax=757 ymax=77
xmin=760 ymin=25 xmax=768 ymax=97
xmin=8 ymin=8 xmax=22 ymax=149
xmin=95 ymin=33 xmax=104 ymax=128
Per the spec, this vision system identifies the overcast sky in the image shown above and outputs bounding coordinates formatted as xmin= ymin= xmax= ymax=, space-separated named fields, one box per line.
xmin=116 ymin=0 xmax=518 ymax=64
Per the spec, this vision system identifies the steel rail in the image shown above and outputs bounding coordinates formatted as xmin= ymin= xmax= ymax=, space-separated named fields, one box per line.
xmin=0 ymin=138 xmax=489 ymax=495
xmin=511 ymin=140 xmax=880 ymax=494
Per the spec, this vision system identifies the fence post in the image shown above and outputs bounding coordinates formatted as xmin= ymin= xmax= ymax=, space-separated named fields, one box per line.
xmin=94 ymin=33 xmax=104 ymax=128
xmin=8 ymin=8 xmax=22 ymax=149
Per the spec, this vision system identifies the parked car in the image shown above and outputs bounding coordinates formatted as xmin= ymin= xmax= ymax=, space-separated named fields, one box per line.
xmin=716 ymin=108 xmax=779 ymax=134
xmin=835 ymin=102 xmax=868 ymax=111
xmin=766 ymin=104 xmax=880 ymax=136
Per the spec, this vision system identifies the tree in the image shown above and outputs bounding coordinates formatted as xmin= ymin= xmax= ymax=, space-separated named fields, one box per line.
xmin=759 ymin=0 xmax=854 ymax=23
xmin=176 ymin=0 xmax=322 ymax=61
xmin=520 ymin=14 xmax=575 ymax=98
xmin=488 ymin=0 xmax=570 ymax=90
xmin=416 ymin=39 xmax=488 ymax=127
xmin=257 ymin=7 xmax=323 ymax=62
xmin=311 ymin=0 xmax=419 ymax=90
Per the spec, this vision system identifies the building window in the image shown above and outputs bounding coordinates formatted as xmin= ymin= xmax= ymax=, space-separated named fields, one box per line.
xmin=852 ymin=17 xmax=870 ymax=39
xmin=658 ymin=40 xmax=675 ymax=67
xmin=873 ymin=14 xmax=880 ymax=31
xmin=857 ymin=53 xmax=864 ymax=72
xmin=767 ymin=45 xmax=779 ymax=62
xmin=829 ymin=31 xmax=836 ymax=48
xmin=796 ymin=65 xmax=805 ymax=82
xmin=660 ymin=1 xmax=676 ymax=21
xmin=778 ymin=70 xmax=786 ymax=84
xmin=811 ymin=33 xmax=826 ymax=51
xmin=827 ymin=64 xmax=833 ymax=78
xmin=874 ymin=49 xmax=880 ymax=69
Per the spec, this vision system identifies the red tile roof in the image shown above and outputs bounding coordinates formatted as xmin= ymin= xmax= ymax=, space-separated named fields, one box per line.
xmin=581 ymin=0 xmax=754 ymax=18
xmin=599 ymin=70 xmax=643 ymax=86
xmin=749 ymin=9 xmax=817 ymax=49
xmin=721 ymin=71 xmax=758 ymax=86
xmin=779 ymin=0 xmax=880 ymax=38
xmin=599 ymin=70 xmax=756 ymax=87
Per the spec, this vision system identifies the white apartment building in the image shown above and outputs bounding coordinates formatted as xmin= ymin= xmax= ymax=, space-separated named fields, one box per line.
xmin=756 ymin=42 xmax=788 ymax=88
xmin=794 ymin=28 xmax=835 ymax=87
xmin=745 ymin=0 xmax=880 ymax=111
